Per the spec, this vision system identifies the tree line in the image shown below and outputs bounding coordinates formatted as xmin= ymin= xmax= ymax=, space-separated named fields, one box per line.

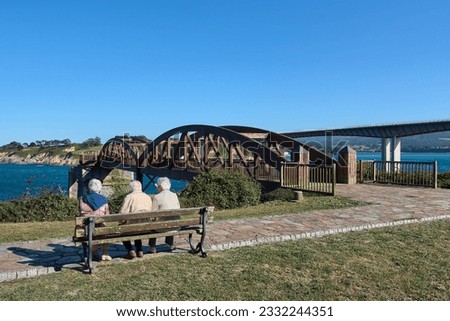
xmin=0 ymin=137 xmax=102 ymax=150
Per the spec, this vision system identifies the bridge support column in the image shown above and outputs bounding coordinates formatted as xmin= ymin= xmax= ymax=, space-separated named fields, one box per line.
xmin=392 ymin=137 xmax=401 ymax=162
xmin=381 ymin=138 xmax=391 ymax=162
xmin=381 ymin=137 xmax=401 ymax=172
xmin=381 ymin=137 xmax=401 ymax=162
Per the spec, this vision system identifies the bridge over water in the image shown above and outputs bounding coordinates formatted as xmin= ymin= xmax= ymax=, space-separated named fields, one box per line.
xmin=70 ymin=120 xmax=448 ymax=197
xmin=71 ymin=125 xmax=338 ymax=197
xmin=282 ymin=119 xmax=450 ymax=163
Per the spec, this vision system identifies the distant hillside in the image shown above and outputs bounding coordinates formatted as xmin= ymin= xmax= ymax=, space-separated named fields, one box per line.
xmin=2 ymin=131 xmax=449 ymax=166
xmin=298 ymin=131 xmax=450 ymax=152
xmin=401 ymin=131 xmax=450 ymax=152
xmin=0 ymin=145 xmax=102 ymax=165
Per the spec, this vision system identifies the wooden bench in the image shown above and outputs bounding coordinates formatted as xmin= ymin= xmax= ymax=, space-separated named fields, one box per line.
xmin=73 ymin=206 xmax=214 ymax=273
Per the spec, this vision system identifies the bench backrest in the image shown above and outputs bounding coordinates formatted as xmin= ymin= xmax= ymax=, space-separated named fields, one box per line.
xmin=74 ymin=206 xmax=214 ymax=240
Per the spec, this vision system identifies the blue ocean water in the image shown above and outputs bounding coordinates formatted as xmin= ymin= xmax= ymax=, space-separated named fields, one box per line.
xmin=357 ymin=152 xmax=450 ymax=173
xmin=1 ymin=152 xmax=449 ymax=201
xmin=140 ymin=176 xmax=187 ymax=195
xmin=0 ymin=163 xmax=187 ymax=201
xmin=0 ymin=163 xmax=72 ymax=201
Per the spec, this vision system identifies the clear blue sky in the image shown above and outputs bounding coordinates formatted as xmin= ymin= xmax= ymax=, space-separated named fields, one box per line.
xmin=1 ymin=0 xmax=449 ymax=145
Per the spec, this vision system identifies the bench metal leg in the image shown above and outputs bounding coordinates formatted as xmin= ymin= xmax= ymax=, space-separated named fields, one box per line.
xmin=188 ymin=233 xmax=196 ymax=253
xmin=198 ymin=228 xmax=207 ymax=258
xmin=87 ymin=217 xmax=94 ymax=274
xmin=82 ymin=243 xmax=88 ymax=267
xmin=199 ymin=208 xmax=208 ymax=257
xmin=188 ymin=232 xmax=207 ymax=257
xmin=188 ymin=208 xmax=209 ymax=257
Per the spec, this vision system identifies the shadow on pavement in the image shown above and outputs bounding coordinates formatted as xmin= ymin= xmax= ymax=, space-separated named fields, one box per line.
xmin=7 ymin=243 xmax=85 ymax=272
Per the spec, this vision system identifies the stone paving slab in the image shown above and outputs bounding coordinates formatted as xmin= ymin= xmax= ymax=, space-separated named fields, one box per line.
xmin=1 ymin=184 xmax=449 ymax=282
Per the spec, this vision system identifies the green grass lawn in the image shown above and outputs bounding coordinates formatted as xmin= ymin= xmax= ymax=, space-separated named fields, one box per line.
xmin=0 ymin=195 xmax=367 ymax=243
xmin=1 ymin=196 xmax=448 ymax=301
xmin=1 ymin=220 xmax=449 ymax=301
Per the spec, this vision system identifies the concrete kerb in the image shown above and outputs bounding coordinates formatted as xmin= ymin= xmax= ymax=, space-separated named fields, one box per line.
xmin=208 ymin=214 xmax=450 ymax=251
xmin=0 ymin=267 xmax=56 ymax=283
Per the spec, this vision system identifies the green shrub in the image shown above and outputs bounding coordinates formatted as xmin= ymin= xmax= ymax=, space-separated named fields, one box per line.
xmin=261 ymin=188 xmax=295 ymax=203
xmin=106 ymin=169 xmax=132 ymax=213
xmin=180 ymin=169 xmax=261 ymax=210
xmin=438 ymin=172 xmax=450 ymax=189
xmin=0 ymin=188 xmax=78 ymax=223
xmin=108 ymin=190 xmax=129 ymax=213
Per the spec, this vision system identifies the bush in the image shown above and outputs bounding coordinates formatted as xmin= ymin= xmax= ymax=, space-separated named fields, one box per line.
xmin=108 ymin=190 xmax=129 ymax=213
xmin=0 ymin=188 xmax=78 ymax=223
xmin=438 ymin=172 xmax=450 ymax=189
xmin=180 ymin=170 xmax=261 ymax=210
xmin=107 ymin=168 xmax=132 ymax=213
xmin=261 ymin=188 xmax=296 ymax=203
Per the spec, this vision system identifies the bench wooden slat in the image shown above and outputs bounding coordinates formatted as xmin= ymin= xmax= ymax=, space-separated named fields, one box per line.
xmin=74 ymin=227 xmax=202 ymax=245
xmin=92 ymin=207 xmax=208 ymax=223
xmin=92 ymin=218 xmax=201 ymax=237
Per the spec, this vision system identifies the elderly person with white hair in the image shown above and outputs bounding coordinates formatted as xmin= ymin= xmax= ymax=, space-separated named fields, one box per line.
xmin=148 ymin=177 xmax=181 ymax=254
xmin=79 ymin=178 xmax=111 ymax=261
xmin=120 ymin=180 xmax=153 ymax=259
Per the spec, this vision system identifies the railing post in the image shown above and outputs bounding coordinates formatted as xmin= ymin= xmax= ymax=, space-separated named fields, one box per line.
xmin=280 ymin=162 xmax=285 ymax=187
xmin=332 ymin=164 xmax=336 ymax=196
xmin=359 ymin=160 xmax=363 ymax=183
xmin=434 ymin=161 xmax=438 ymax=189
xmin=373 ymin=161 xmax=378 ymax=183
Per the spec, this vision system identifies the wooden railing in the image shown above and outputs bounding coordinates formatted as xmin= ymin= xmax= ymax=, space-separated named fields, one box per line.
xmin=79 ymin=152 xmax=99 ymax=164
xmin=359 ymin=160 xmax=437 ymax=188
xmin=281 ymin=162 xmax=336 ymax=195
xmin=254 ymin=164 xmax=280 ymax=182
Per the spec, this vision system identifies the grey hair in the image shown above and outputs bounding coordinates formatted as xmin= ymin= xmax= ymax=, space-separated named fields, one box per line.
xmin=129 ymin=180 xmax=142 ymax=192
xmin=157 ymin=177 xmax=171 ymax=190
xmin=88 ymin=179 xmax=103 ymax=193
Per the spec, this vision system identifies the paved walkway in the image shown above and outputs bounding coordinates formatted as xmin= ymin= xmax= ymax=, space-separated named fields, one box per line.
xmin=1 ymin=184 xmax=449 ymax=282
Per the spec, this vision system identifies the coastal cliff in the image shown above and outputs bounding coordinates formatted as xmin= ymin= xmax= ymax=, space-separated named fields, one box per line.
xmin=0 ymin=151 xmax=79 ymax=166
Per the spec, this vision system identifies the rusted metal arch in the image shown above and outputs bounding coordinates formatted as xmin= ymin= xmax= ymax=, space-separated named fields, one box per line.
xmin=76 ymin=125 xmax=340 ymax=195
xmin=223 ymin=125 xmax=334 ymax=165
xmin=139 ymin=124 xmax=287 ymax=171
xmin=99 ymin=136 xmax=147 ymax=170
xmin=93 ymin=125 xmax=333 ymax=172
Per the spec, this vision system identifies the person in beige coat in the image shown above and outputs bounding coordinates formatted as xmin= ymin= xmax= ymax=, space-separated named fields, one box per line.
xmin=120 ymin=180 xmax=153 ymax=259
xmin=148 ymin=177 xmax=180 ymax=253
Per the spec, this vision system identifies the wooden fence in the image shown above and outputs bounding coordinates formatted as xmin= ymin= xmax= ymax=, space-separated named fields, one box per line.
xmin=359 ymin=160 xmax=437 ymax=188
xmin=281 ymin=162 xmax=336 ymax=195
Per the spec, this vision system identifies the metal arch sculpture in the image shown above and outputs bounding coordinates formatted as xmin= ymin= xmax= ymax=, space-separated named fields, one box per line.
xmin=84 ymin=124 xmax=332 ymax=184
xmin=133 ymin=124 xmax=331 ymax=182
xmin=73 ymin=125 xmax=336 ymax=198
xmin=99 ymin=136 xmax=148 ymax=170
xmin=137 ymin=124 xmax=288 ymax=181
xmin=222 ymin=125 xmax=334 ymax=166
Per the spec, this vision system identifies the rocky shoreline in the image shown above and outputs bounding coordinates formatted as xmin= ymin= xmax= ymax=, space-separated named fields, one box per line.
xmin=0 ymin=152 xmax=79 ymax=166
